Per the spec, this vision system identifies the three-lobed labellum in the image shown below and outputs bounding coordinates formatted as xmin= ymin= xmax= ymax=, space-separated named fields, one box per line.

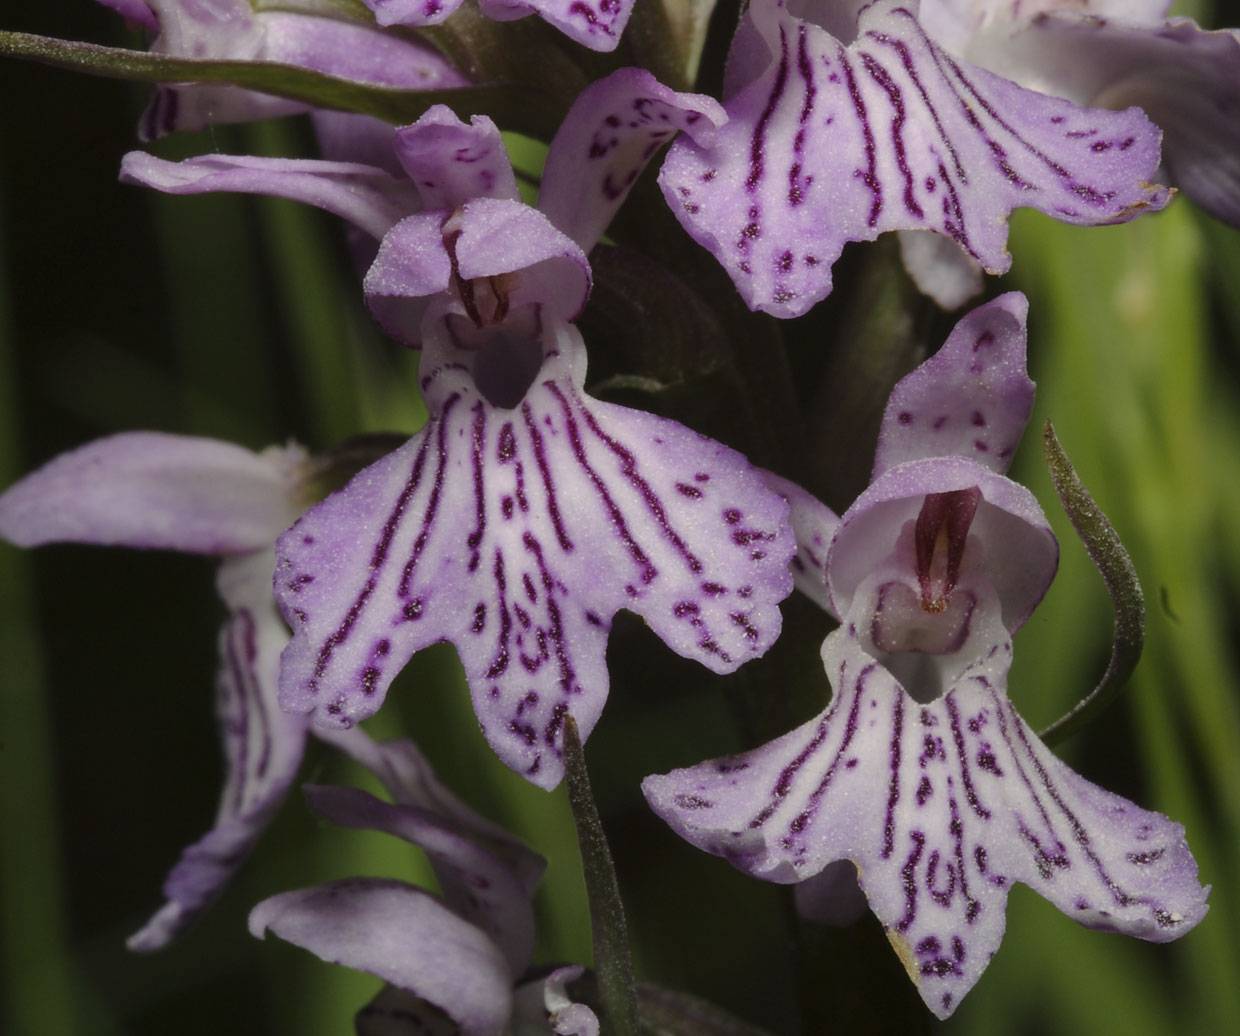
xmin=275 ymin=310 xmax=794 ymax=789
xmin=660 ymin=0 xmax=1169 ymax=316
xmin=643 ymin=609 xmax=1209 ymax=1018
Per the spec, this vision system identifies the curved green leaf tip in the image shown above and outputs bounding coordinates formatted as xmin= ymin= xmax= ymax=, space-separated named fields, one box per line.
xmin=1038 ymin=420 xmax=1146 ymax=745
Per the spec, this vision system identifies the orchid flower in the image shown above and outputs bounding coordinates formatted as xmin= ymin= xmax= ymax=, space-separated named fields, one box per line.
xmin=96 ymin=0 xmax=466 ymax=139
xmin=642 ymin=292 xmax=1209 ymax=1017
xmin=250 ymin=765 xmax=597 ymax=1036
xmin=0 ymin=432 xmax=411 ymax=950
xmin=123 ymin=73 xmax=795 ymax=790
xmin=658 ymin=0 xmax=1173 ymax=316
xmin=919 ymin=0 xmax=1240 ymax=228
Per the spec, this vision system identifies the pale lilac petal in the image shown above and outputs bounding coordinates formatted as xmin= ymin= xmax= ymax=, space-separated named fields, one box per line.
xmin=917 ymin=0 xmax=1173 ymax=56
xmin=359 ymin=212 xmax=454 ymax=344
xmin=539 ymin=68 xmax=728 ymax=252
xmin=659 ymin=0 xmax=1169 ymax=317
xmin=762 ymin=472 xmax=839 ymax=616
xmin=260 ymin=12 xmax=469 ymax=90
xmin=897 ymin=230 xmax=982 ymax=309
xmin=874 ymin=292 xmax=1033 ymax=478
xmin=394 ymin=108 xmax=520 ymax=210
xmin=453 ymin=200 xmax=592 ymax=319
xmin=826 ymin=455 xmax=1057 ymax=633
xmin=0 ymin=432 xmax=296 ymax=555
xmin=130 ymin=550 xmax=309 ymax=950
xmin=276 ymin=312 xmax=793 ymax=788
xmin=304 ymin=784 xmax=537 ymax=974
xmin=479 ymin=0 xmax=634 ymax=52
xmin=356 ymin=985 xmax=462 ymax=1035
xmin=320 ymin=732 xmax=546 ymax=895
xmin=644 ymin=621 xmax=1209 ymax=1018
xmin=979 ymin=14 xmax=1240 ymax=225
xmin=363 ymin=0 xmax=467 ymax=29
xmin=250 ymin=878 xmax=514 ymax=1034
xmin=363 ymin=200 xmax=592 ymax=347
xmin=121 ymin=152 xmax=421 ymax=242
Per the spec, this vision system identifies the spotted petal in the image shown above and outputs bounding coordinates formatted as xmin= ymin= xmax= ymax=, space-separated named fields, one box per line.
xmin=363 ymin=0 xmax=635 ymax=51
xmin=643 ymin=618 xmax=1209 ymax=1018
xmin=540 ymin=68 xmax=727 ymax=252
xmin=250 ymin=878 xmax=513 ymax=1034
xmin=275 ymin=309 xmax=794 ymax=788
xmin=762 ymin=472 xmax=840 ymax=616
xmin=478 ymin=0 xmax=635 ymax=52
xmin=874 ymin=292 xmax=1033 ymax=478
xmin=974 ymin=14 xmax=1240 ymax=226
xmin=659 ymin=0 xmax=1169 ymax=317
xmin=393 ymin=107 xmax=520 ymax=211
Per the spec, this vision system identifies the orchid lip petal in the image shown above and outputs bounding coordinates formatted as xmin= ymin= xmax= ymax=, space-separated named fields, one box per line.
xmin=660 ymin=0 xmax=1170 ymax=317
xmin=644 ymin=618 xmax=1209 ymax=1018
xmin=249 ymin=877 xmax=514 ymax=1033
xmin=275 ymin=310 xmax=794 ymax=788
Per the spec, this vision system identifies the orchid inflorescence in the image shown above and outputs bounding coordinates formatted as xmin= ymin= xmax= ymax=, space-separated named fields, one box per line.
xmin=1 ymin=0 xmax=1235 ymax=1031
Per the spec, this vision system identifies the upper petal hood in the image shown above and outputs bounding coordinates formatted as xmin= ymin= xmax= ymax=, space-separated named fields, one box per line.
xmin=874 ymin=292 xmax=1033 ymax=479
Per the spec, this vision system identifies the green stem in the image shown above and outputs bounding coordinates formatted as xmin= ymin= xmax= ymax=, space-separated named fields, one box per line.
xmin=562 ymin=716 xmax=640 ymax=1036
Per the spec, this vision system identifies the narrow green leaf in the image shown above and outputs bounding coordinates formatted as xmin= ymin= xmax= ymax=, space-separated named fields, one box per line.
xmin=563 ymin=715 xmax=639 ymax=1036
xmin=1038 ymin=420 xmax=1146 ymax=745
xmin=0 ymin=31 xmax=561 ymax=138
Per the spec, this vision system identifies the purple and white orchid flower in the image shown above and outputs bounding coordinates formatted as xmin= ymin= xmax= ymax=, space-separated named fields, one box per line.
xmin=250 ymin=762 xmax=597 ymax=1036
xmin=658 ymin=0 xmax=1173 ymax=316
xmin=124 ymin=72 xmax=794 ymax=790
xmin=642 ymin=292 xmax=1209 ymax=1017
xmin=96 ymin=0 xmax=467 ymax=140
xmin=918 ymin=0 xmax=1240 ymax=228
xmin=0 ymin=432 xmax=418 ymax=950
